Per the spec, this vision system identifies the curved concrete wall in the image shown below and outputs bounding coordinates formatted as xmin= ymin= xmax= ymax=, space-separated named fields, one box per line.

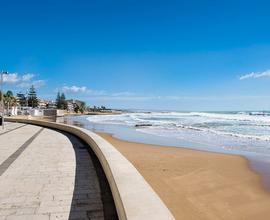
xmin=6 ymin=118 xmax=175 ymax=220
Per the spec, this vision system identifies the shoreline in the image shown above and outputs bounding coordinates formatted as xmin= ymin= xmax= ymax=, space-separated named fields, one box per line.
xmin=98 ymin=132 xmax=270 ymax=219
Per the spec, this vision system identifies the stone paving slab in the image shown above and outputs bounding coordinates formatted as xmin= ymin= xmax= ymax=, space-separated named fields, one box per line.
xmin=0 ymin=123 xmax=27 ymax=135
xmin=0 ymin=123 xmax=116 ymax=220
xmin=0 ymin=128 xmax=44 ymax=176
xmin=0 ymin=124 xmax=41 ymax=165
xmin=0 ymin=122 xmax=20 ymax=132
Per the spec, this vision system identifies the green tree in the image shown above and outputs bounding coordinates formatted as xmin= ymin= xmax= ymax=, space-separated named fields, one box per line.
xmin=27 ymin=85 xmax=38 ymax=108
xmin=56 ymin=92 xmax=67 ymax=110
xmin=60 ymin=93 xmax=67 ymax=110
xmin=56 ymin=92 xmax=61 ymax=109
xmin=17 ymin=92 xmax=27 ymax=107
xmin=74 ymin=104 xmax=78 ymax=113
xmin=4 ymin=91 xmax=16 ymax=113
xmin=79 ymin=101 xmax=86 ymax=113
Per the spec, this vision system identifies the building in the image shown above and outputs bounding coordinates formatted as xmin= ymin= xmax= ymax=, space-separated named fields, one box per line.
xmin=66 ymin=100 xmax=74 ymax=112
xmin=47 ymin=100 xmax=57 ymax=109
xmin=73 ymin=99 xmax=84 ymax=107
xmin=38 ymin=99 xmax=49 ymax=109
xmin=66 ymin=99 xmax=85 ymax=113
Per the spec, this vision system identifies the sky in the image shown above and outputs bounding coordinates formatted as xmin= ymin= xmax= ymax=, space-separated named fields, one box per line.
xmin=1 ymin=0 xmax=270 ymax=111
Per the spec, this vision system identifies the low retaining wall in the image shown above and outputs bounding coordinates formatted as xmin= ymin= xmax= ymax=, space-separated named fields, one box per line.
xmin=6 ymin=118 xmax=175 ymax=220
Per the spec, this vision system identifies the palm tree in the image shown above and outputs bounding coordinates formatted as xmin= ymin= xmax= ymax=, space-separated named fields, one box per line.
xmin=4 ymin=91 xmax=17 ymax=115
xmin=79 ymin=102 xmax=86 ymax=113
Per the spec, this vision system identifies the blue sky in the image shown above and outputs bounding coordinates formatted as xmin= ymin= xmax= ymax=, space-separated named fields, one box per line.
xmin=1 ymin=0 xmax=270 ymax=111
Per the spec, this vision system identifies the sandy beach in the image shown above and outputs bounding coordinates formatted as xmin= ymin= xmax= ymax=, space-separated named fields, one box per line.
xmin=98 ymin=132 xmax=270 ymax=220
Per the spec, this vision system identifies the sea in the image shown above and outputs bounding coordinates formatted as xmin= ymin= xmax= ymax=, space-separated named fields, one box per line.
xmin=62 ymin=110 xmax=270 ymax=190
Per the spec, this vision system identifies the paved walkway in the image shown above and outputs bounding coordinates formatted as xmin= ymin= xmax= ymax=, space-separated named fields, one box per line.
xmin=0 ymin=122 xmax=117 ymax=220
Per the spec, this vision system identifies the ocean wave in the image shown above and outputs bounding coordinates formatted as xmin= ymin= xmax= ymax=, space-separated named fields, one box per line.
xmin=86 ymin=111 xmax=270 ymax=142
xmin=136 ymin=123 xmax=270 ymax=142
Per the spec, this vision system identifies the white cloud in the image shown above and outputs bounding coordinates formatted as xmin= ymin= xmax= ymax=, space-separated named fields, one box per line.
xmin=3 ymin=73 xmax=36 ymax=83
xmin=16 ymin=82 xmax=30 ymax=88
xmin=22 ymin=73 xmax=34 ymax=81
xmin=33 ymin=80 xmax=46 ymax=88
xmin=3 ymin=73 xmax=20 ymax=83
xmin=17 ymin=80 xmax=47 ymax=89
xmin=87 ymin=89 xmax=107 ymax=96
xmin=56 ymin=85 xmax=270 ymax=104
xmin=239 ymin=70 xmax=270 ymax=80
xmin=61 ymin=85 xmax=107 ymax=95
xmin=60 ymin=85 xmax=135 ymax=96
xmin=111 ymin=92 xmax=135 ymax=97
xmin=60 ymin=86 xmax=255 ymax=102
xmin=62 ymin=85 xmax=88 ymax=93
xmin=3 ymin=72 xmax=46 ymax=88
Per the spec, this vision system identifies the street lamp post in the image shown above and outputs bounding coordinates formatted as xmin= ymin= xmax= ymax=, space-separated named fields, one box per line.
xmin=1 ymin=71 xmax=8 ymax=130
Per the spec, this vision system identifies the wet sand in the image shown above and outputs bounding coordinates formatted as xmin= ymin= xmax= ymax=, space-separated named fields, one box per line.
xmin=98 ymin=132 xmax=270 ymax=220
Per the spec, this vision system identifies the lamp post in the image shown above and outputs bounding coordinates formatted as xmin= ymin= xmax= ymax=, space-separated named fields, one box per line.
xmin=26 ymin=89 xmax=28 ymax=107
xmin=1 ymin=71 xmax=8 ymax=129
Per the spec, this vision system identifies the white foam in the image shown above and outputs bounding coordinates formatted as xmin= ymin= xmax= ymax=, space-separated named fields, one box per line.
xmin=86 ymin=111 xmax=270 ymax=142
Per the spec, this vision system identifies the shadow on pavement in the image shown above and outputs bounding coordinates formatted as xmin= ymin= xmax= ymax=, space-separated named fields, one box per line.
xmin=64 ymin=132 xmax=118 ymax=220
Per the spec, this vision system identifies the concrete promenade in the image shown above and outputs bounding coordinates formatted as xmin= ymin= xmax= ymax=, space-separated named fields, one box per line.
xmin=0 ymin=122 xmax=117 ymax=220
